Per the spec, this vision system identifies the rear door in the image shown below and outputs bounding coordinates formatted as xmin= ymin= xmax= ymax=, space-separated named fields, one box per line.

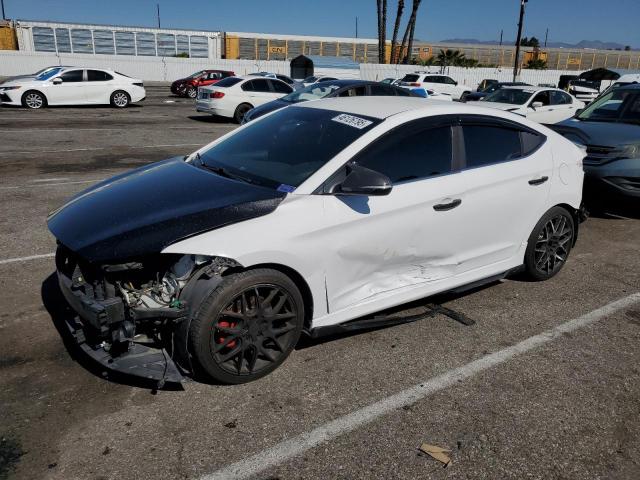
xmin=242 ymin=79 xmax=277 ymax=106
xmin=48 ymin=69 xmax=86 ymax=105
xmin=321 ymin=117 xmax=468 ymax=312
xmin=454 ymin=116 xmax=552 ymax=272
xmin=85 ymin=69 xmax=114 ymax=104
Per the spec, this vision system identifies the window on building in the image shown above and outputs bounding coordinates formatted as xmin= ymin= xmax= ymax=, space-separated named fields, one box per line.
xmin=136 ymin=32 xmax=156 ymax=56
xmin=32 ymin=27 xmax=56 ymax=52
xmin=176 ymin=35 xmax=189 ymax=56
xmin=70 ymin=29 xmax=94 ymax=53
xmin=115 ymin=32 xmax=135 ymax=55
xmin=190 ymin=36 xmax=209 ymax=58
xmin=93 ymin=30 xmax=115 ymax=55
xmin=157 ymin=33 xmax=176 ymax=56
xmin=55 ymin=28 xmax=71 ymax=53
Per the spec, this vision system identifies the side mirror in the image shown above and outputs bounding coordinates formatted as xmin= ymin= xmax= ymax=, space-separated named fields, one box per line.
xmin=574 ymin=108 xmax=584 ymax=117
xmin=52 ymin=77 xmax=63 ymax=85
xmin=454 ymin=81 xmax=458 ymax=86
xmin=336 ymin=164 xmax=392 ymax=196
xmin=531 ymin=101 xmax=543 ymax=109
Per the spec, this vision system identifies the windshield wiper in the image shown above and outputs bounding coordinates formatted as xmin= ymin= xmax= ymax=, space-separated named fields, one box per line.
xmin=198 ymin=161 xmax=259 ymax=186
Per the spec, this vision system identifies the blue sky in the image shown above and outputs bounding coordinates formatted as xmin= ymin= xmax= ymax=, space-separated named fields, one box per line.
xmin=5 ymin=0 xmax=639 ymax=47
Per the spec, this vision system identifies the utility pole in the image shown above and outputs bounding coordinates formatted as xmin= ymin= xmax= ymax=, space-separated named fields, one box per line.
xmin=513 ymin=0 xmax=528 ymax=81
xmin=499 ymin=29 xmax=503 ymax=46
xmin=156 ymin=3 xmax=161 ymax=29
xmin=544 ymin=28 xmax=549 ymax=47
xmin=1 ymin=0 xmax=6 ymax=21
xmin=355 ymin=16 xmax=358 ymax=38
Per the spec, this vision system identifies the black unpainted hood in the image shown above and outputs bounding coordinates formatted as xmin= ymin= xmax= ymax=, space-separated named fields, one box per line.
xmin=47 ymin=158 xmax=285 ymax=263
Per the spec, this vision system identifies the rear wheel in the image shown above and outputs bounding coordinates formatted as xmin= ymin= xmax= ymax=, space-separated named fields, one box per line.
xmin=524 ymin=206 xmax=575 ymax=281
xmin=21 ymin=90 xmax=46 ymax=109
xmin=234 ymin=103 xmax=252 ymax=123
xmin=460 ymin=91 xmax=471 ymax=101
xmin=189 ymin=269 xmax=304 ymax=384
xmin=110 ymin=90 xmax=130 ymax=108
xmin=186 ymin=86 xmax=198 ymax=98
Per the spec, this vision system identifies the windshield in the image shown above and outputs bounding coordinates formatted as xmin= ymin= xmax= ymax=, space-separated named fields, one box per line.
xmin=36 ymin=67 xmax=64 ymax=81
xmin=281 ymin=83 xmax=341 ymax=103
xmin=197 ymin=106 xmax=381 ymax=189
xmin=303 ymin=76 xmax=318 ymax=83
xmin=577 ymin=89 xmax=640 ymax=124
xmin=483 ymin=88 xmax=534 ymax=105
xmin=188 ymin=70 xmax=205 ymax=79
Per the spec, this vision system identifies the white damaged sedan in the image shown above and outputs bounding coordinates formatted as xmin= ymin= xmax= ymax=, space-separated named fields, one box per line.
xmin=48 ymin=97 xmax=585 ymax=384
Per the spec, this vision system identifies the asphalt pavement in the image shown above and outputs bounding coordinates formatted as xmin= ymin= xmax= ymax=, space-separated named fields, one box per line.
xmin=0 ymin=85 xmax=639 ymax=480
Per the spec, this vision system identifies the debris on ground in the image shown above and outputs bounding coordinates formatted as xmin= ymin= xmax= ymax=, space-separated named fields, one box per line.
xmin=224 ymin=419 xmax=238 ymax=429
xmin=418 ymin=443 xmax=452 ymax=467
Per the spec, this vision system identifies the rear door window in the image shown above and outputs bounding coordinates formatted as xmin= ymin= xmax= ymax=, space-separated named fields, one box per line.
xmin=87 ymin=70 xmax=113 ymax=81
xmin=402 ymin=74 xmax=420 ymax=82
xmin=338 ymin=86 xmax=367 ymax=97
xmin=270 ymin=80 xmax=293 ymax=94
xmin=462 ymin=125 xmax=522 ymax=168
xmin=370 ymin=84 xmax=398 ymax=96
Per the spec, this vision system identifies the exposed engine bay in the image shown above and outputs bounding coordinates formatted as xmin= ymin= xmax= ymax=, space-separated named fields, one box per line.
xmin=55 ymin=245 xmax=238 ymax=383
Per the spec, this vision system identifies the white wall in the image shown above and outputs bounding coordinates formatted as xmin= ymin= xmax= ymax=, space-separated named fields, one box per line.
xmin=0 ymin=50 xmax=359 ymax=82
xmin=0 ymin=50 xmax=580 ymax=87
xmin=360 ymin=63 xmax=585 ymax=90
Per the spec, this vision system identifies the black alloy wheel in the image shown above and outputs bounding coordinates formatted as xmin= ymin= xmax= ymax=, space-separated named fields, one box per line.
xmin=189 ymin=269 xmax=304 ymax=384
xmin=524 ymin=206 xmax=575 ymax=281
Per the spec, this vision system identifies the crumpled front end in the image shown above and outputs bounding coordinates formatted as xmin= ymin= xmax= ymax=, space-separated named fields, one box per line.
xmin=55 ymin=245 xmax=226 ymax=384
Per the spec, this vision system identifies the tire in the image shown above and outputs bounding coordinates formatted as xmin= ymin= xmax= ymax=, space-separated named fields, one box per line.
xmin=110 ymin=90 xmax=130 ymax=108
xmin=234 ymin=103 xmax=253 ymax=124
xmin=523 ymin=206 xmax=575 ymax=281
xmin=188 ymin=268 xmax=304 ymax=384
xmin=460 ymin=91 xmax=471 ymax=101
xmin=21 ymin=90 xmax=46 ymax=109
xmin=186 ymin=86 xmax=198 ymax=99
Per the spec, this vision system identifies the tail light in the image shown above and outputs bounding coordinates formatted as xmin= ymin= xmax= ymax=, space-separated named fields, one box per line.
xmin=410 ymin=82 xmax=421 ymax=86
xmin=210 ymin=91 xmax=225 ymax=99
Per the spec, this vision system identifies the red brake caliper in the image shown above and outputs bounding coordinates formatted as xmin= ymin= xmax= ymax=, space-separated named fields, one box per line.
xmin=216 ymin=320 xmax=237 ymax=349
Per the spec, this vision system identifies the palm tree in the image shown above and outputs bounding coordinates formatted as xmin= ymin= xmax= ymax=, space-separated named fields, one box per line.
xmin=390 ymin=0 xmax=405 ymax=64
xmin=376 ymin=0 xmax=387 ymax=63
xmin=437 ymin=49 xmax=465 ymax=67
xmin=399 ymin=0 xmax=422 ymax=64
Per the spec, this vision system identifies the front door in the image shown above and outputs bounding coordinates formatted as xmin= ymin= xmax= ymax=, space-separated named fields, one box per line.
xmin=321 ymin=118 xmax=467 ymax=312
xmin=48 ymin=69 xmax=86 ymax=105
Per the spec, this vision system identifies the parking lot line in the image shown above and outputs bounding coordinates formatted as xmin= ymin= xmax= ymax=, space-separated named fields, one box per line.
xmin=200 ymin=293 xmax=640 ymax=480
xmin=0 ymin=253 xmax=55 ymax=266
xmin=0 ymin=179 xmax=104 ymax=190
xmin=0 ymin=143 xmax=203 ymax=156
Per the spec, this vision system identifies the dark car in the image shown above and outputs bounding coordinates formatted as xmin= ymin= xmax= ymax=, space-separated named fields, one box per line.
xmin=171 ymin=70 xmax=235 ymax=98
xmin=243 ymin=80 xmax=416 ymax=123
xmin=551 ymin=84 xmax=640 ymax=213
xmin=465 ymin=82 xmax=531 ymax=102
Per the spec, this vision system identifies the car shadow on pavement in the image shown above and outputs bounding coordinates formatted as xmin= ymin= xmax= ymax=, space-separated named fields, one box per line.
xmin=296 ymin=281 xmax=500 ymax=350
xmin=40 ymin=272 xmax=184 ymax=392
xmin=188 ymin=115 xmax=235 ymax=124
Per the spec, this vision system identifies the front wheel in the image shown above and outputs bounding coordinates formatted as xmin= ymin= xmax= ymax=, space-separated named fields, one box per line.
xmin=22 ymin=90 xmax=46 ymax=109
xmin=110 ymin=90 xmax=130 ymax=108
xmin=523 ymin=206 xmax=575 ymax=281
xmin=188 ymin=269 xmax=304 ymax=384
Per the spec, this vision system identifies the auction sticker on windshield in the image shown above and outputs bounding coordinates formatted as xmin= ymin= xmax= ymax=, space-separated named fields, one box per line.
xmin=332 ymin=114 xmax=373 ymax=130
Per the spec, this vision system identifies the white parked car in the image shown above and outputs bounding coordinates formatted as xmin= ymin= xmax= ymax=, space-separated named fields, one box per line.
xmin=196 ymin=76 xmax=294 ymax=123
xmin=399 ymin=72 xmax=473 ymax=100
xmin=480 ymin=86 xmax=585 ymax=124
xmin=48 ymin=97 xmax=584 ymax=384
xmin=567 ymin=81 xmax=599 ymax=103
xmin=0 ymin=67 xmax=145 ymax=109
xmin=302 ymin=75 xmax=339 ymax=87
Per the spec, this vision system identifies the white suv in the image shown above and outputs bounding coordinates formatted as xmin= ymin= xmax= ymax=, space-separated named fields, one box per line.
xmin=400 ymin=72 xmax=472 ymax=100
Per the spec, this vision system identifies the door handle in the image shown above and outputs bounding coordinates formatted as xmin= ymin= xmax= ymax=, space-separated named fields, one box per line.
xmin=528 ymin=176 xmax=549 ymax=186
xmin=433 ymin=199 xmax=462 ymax=211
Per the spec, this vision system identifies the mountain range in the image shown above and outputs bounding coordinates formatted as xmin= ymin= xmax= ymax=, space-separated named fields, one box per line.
xmin=439 ymin=38 xmax=635 ymax=50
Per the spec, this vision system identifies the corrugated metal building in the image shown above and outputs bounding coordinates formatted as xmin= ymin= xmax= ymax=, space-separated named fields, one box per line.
xmin=13 ymin=19 xmax=223 ymax=59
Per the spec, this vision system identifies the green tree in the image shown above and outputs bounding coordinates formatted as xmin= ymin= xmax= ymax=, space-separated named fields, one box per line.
xmin=437 ymin=49 xmax=466 ymax=67
xmin=376 ymin=0 xmax=387 ymax=63
xmin=390 ymin=0 xmax=405 ymax=64
xmin=525 ymin=58 xmax=547 ymax=69
xmin=625 ymin=45 xmax=631 ymax=51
